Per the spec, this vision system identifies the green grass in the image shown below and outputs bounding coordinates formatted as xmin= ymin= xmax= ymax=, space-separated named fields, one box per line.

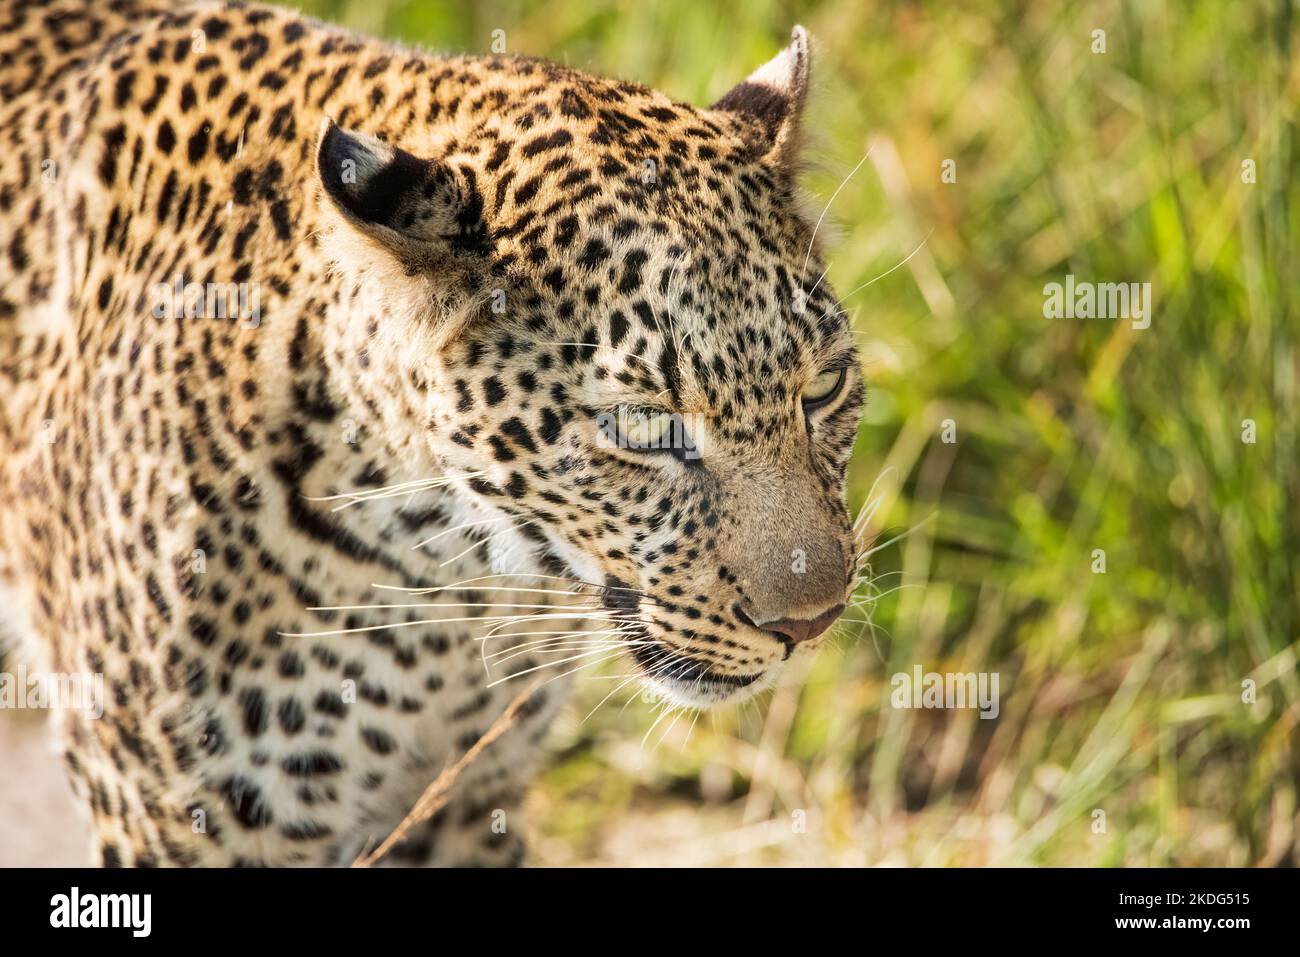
xmin=291 ymin=0 xmax=1299 ymax=865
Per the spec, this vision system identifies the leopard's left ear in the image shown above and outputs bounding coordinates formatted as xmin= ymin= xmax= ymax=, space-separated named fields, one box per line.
xmin=315 ymin=118 xmax=489 ymax=269
xmin=710 ymin=26 xmax=811 ymax=168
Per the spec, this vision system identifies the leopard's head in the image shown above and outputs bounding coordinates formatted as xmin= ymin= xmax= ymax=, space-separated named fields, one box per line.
xmin=316 ymin=29 xmax=863 ymax=706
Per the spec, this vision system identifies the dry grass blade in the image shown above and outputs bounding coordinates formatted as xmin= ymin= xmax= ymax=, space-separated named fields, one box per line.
xmin=352 ymin=680 xmax=545 ymax=867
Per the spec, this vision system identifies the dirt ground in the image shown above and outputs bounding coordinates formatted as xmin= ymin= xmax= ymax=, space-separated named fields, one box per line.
xmin=0 ymin=709 xmax=91 ymax=866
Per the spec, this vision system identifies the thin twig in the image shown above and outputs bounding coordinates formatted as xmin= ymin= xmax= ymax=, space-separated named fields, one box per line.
xmin=351 ymin=680 xmax=545 ymax=867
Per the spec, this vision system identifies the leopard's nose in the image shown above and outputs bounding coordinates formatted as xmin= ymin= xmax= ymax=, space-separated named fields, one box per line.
xmin=755 ymin=603 xmax=845 ymax=647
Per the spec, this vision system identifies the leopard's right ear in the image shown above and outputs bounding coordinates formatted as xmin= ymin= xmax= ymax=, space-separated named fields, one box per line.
xmin=315 ymin=118 xmax=489 ymax=268
xmin=710 ymin=26 xmax=812 ymax=169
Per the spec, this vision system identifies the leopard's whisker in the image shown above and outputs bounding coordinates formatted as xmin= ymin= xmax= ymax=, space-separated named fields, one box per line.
xmin=306 ymin=477 xmax=452 ymax=501
xmin=839 ymin=606 xmax=890 ymax=664
xmin=479 ymin=608 xmax=624 ymax=628
xmin=850 ymin=567 xmax=904 ymax=589
xmin=481 ymin=632 xmax=628 ymax=659
xmin=847 ymin=582 xmax=912 ymax=607
xmin=852 ymin=489 xmax=888 ymax=536
xmin=855 ymin=516 xmax=933 ymax=565
xmin=437 ymin=519 xmax=538 ymax=567
xmin=307 ymin=601 xmax=597 ymax=613
xmin=811 ymin=229 xmax=934 ymax=329
xmin=282 ymin=617 xmax=520 ymax=638
xmin=615 ymin=653 xmax=678 ymax=715
xmin=478 ymin=611 xmax=624 ymax=633
xmin=658 ymin=705 xmax=691 ymax=749
xmin=523 ymin=647 xmax=635 ymax=692
xmin=480 ymin=624 xmax=639 ymax=648
xmin=580 ymin=668 xmax=647 ymax=723
xmin=373 ymin=579 xmax=594 ymax=600
xmin=380 ymin=583 xmax=596 ymax=602
xmin=306 ymin=473 xmax=487 ymax=512
xmin=648 ymin=697 xmax=694 ymax=751
xmin=681 ymin=708 xmax=703 ymax=750
xmin=640 ymin=700 xmax=679 ymax=749
xmin=372 ymin=572 xmax=661 ymax=608
xmin=477 ymin=622 xmax=642 ymax=676
xmin=282 ymin=609 xmax=620 ymax=639
xmin=859 ymin=467 xmax=898 ymax=515
xmin=477 ymin=625 xmax=637 ymax=643
xmin=805 ymin=260 xmax=833 ymax=301
xmin=801 ymin=145 xmax=874 ymax=276
xmin=374 ymin=573 xmax=567 ymax=592
xmin=486 ymin=637 xmax=654 ymax=667
xmin=481 ymin=632 xmax=641 ymax=653
xmin=486 ymin=645 xmax=631 ymax=687
xmin=410 ymin=514 xmax=518 ymax=550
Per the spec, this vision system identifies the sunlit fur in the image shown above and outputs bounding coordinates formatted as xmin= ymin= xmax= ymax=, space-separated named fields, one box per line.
xmin=0 ymin=0 xmax=863 ymax=865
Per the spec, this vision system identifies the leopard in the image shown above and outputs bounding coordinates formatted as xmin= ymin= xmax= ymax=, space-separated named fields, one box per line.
xmin=0 ymin=0 xmax=866 ymax=866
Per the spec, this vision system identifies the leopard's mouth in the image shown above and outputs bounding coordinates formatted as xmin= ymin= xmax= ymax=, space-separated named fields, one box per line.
xmin=523 ymin=540 xmax=779 ymax=706
xmin=627 ymin=640 xmax=766 ymax=688
xmin=600 ymin=575 xmax=776 ymax=707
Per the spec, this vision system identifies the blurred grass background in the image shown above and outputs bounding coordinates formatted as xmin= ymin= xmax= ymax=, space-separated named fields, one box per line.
xmin=290 ymin=0 xmax=1299 ymax=865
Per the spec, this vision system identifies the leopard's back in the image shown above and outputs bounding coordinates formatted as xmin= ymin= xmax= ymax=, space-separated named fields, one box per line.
xmin=0 ymin=0 xmax=570 ymax=866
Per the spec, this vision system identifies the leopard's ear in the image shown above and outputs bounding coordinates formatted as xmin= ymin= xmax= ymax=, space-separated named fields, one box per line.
xmin=710 ymin=26 xmax=811 ymax=168
xmin=315 ymin=118 xmax=488 ymax=268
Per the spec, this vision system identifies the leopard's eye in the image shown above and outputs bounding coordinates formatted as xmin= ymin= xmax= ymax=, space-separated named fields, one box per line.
xmin=596 ymin=406 xmax=700 ymax=463
xmin=622 ymin=409 xmax=675 ymax=449
xmin=801 ymin=368 xmax=846 ymax=408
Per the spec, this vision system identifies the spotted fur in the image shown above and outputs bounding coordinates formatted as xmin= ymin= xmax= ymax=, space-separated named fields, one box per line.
xmin=0 ymin=0 xmax=864 ymax=866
